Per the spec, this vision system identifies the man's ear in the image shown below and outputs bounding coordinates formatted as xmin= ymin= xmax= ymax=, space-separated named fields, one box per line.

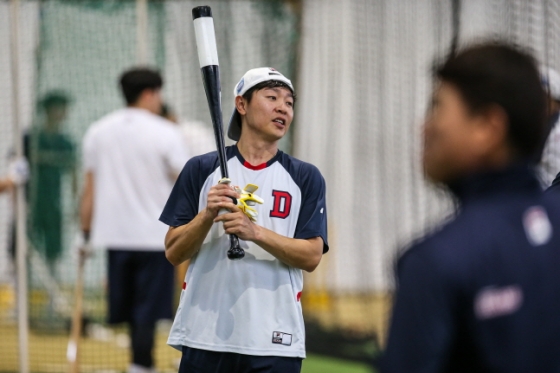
xmin=142 ymin=88 xmax=154 ymax=97
xmin=474 ymin=104 xmax=509 ymax=154
xmin=235 ymin=96 xmax=247 ymax=116
xmin=138 ymin=88 xmax=155 ymax=102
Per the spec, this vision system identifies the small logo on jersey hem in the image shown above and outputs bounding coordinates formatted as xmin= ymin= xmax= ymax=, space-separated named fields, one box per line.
xmin=272 ymin=331 xmax=292 ymax=346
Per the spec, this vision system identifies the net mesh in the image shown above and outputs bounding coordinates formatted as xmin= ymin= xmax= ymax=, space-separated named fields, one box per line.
xmin=1 ymin=0 xmax=560 ymax=371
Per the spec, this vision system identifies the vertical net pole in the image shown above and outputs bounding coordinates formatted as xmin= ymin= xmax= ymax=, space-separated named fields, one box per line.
xmin=450 ymin=0 xmax=461 ymax=56
xmin=136 ymin=0 xmax=148 ymax=64
xmin=9 ymin=0 xmax=29 ymax=372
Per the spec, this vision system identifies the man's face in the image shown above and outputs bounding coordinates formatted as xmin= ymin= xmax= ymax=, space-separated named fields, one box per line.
xmin=242 ymin=87 xmax=294 ymax=142
xmin=423 ymin=82 xmax=489 ymax=184
xmin=45 ymin=104 xmax=68 ymax=128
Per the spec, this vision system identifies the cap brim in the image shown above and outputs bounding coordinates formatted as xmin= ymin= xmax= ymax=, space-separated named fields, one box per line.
xmin=228 ymin=109 xmax=241 ymax=141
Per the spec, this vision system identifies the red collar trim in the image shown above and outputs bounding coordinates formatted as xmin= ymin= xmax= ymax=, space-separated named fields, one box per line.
xmin=243 ymin=160 xmax=267 ymax=170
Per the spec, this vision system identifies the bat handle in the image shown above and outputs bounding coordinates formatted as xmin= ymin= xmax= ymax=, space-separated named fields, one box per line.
xmin=217 ymin=178 xmax=245 ymax=260
xmin=227 ymin=234 xmax=245 ymax=260
xmin=221 ymin=195 xmax=244 ymax=259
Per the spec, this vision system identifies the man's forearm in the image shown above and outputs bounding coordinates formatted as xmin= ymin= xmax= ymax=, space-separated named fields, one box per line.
xmin=80 ymin=172 xmax=94 ymax=235
xmin=252 ymin=227 xmax=323 ymax=272
xmin=165 ymin=210 xmax=214 ymax=266
xmin=0 ymin=178 xmax=14 ymax=193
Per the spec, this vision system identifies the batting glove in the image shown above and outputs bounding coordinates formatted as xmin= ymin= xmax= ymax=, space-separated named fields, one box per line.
xmin=235 ymin=184 xmax=264 ymax=222
xmin=8 ymin=157 xmax=29 ymax=186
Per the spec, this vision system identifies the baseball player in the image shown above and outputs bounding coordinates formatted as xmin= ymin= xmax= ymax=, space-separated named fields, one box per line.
xmin=27 ymin=91 xmax=76 ymax=270
xmin=381 ymin=43 xmax=560 ymax=372
xmin=160 ymin=67 xmax=328 ymax=373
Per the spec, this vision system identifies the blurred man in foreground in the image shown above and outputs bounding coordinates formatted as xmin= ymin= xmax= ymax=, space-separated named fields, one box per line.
xmin=381 ymin=42 xmax=560 ymax=372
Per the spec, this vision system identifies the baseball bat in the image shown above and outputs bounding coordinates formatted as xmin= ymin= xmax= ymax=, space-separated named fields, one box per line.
xmin=192 ymin=5 xmax=244 ymax=260
xmin=67 ymin=249 xmax=86 ymax=373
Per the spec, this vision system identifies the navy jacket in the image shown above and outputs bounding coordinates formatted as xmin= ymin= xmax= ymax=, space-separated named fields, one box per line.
xmin=381 ymin=165 xmax=560 ymax=373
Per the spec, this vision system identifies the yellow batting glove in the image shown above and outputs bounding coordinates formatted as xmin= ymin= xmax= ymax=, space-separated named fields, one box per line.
xmin=235 ymin=183 xmax=264 ymax=222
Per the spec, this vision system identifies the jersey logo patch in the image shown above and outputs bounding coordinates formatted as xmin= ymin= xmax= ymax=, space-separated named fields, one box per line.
xmin=272 ymin=331 xmax=292 ymax=346
xmin=474 ymin=285 xmax=523 ymax=320
xmin=523 ymin=206 xmax=552 ymax=246
xmin=270 ymin=190 xmax=292 ymax=219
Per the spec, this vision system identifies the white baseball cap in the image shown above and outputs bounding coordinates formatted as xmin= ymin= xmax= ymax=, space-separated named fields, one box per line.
xmin=541 ymin=66 xmax=560 ymax=101
xmin=228 ymin=67 xmax=294 ymax=141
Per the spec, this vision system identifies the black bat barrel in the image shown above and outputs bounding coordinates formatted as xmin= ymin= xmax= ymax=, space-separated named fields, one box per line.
xmin=200 ymin=65 xmax=229 ymax=179
xmin=193 ymin=6 xmax=244 ymax=260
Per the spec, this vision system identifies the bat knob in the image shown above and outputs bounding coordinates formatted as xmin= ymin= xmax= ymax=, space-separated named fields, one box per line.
xmin=227 ymin=235 xmax=245 ymax=260
xmin=227 ymin=247 xmax=245 ymax=260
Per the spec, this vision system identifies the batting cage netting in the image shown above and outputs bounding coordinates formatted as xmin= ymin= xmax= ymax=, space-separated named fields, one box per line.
xmin=1 ymin=0 xmax=560 ymax=372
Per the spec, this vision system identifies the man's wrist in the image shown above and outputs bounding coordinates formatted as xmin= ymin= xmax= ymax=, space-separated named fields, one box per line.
xmin=201 ymin=208 xmax=217 ymax=224
xmin=252 ymin=223 xmax=265 ymax=244
xmin=82 ymin=230 xmax=90 ymax=242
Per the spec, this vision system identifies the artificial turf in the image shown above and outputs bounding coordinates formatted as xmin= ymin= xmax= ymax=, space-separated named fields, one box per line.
xmin=302 ymin=353 xmax=374 ymax=373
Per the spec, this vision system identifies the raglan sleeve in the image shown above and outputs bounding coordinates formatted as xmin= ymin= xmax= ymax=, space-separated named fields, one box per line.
xmin=294 ymin=164 xmax=329 ymax=253
xmin=159 ymin=157 xmax=202 ymax=227
xmin=380 ymin=247 xmax=456 ymax=373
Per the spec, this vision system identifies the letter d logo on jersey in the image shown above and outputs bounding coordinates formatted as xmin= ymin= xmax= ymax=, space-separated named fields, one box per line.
xmin=270 ymin=190 xmax=292 ymax=219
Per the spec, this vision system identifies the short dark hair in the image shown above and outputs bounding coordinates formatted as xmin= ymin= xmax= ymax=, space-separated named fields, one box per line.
xmin=242 ymin=80 xmax=297 ymax=106
xmin=40 ymin=90 xmax=71 ymax=109
xmin=119 ymin=67 xmax=163 ymax=105
xmin=435 ymin=42 xmax=547 ymax=159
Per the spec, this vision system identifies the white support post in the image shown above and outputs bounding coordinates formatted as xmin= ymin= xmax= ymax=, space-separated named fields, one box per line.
xmin=136 ymin=0 xmax=148 ymax=64
xmin=9 ymin=0 xmax=29 ymax=372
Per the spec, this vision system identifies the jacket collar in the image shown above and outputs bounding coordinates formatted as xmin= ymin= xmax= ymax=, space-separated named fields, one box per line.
xmin=447 ymin=163 xmax=541 ymax=202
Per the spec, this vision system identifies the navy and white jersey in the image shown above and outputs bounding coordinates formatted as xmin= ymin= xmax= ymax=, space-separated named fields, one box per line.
xmin=160 ymin=145 xmax=328 ymax=358
xmin=381 ymin=165 xmax=560 ymax=373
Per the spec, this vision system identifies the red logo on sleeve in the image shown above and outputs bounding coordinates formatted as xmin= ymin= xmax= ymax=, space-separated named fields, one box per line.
xmin=270 ymin=190 xmax=292 ymax=219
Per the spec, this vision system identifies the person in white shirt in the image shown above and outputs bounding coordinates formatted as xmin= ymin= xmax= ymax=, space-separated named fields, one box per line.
xmin=160 ymin=104 xmax=216 ymax=296
xmin=81 ymin=68 xmax=189 ymax=373
xmin=0 ymin=157 xmax=28 ymax=193
xmin=160 ymin=104 xmax=216 ymax=156
xmin=537 ymin=67 xmax=560 ymax=187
